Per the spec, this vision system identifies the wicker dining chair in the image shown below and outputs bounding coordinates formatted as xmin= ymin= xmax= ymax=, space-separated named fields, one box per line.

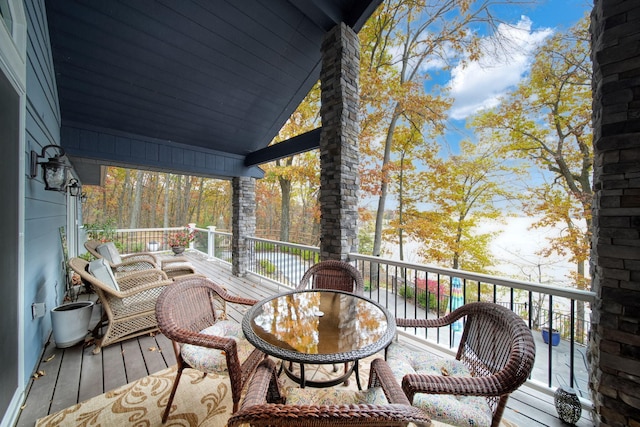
xmin=294 ymin=260 xmax=365 ymax=382
xmin=84 ymin=240 xmax=158 ymax=276
xmin=227 ymin=357 xmax=432 ymax=427
xmin=387 ymin=302 xmax=536 ymax=427
xmin=155 ymin=276 xmax=266 ymax=422
xmin=68 ymin=257 xmax=173 ymax=354
xmin=296 ymin=259 xmax=364 ymax=295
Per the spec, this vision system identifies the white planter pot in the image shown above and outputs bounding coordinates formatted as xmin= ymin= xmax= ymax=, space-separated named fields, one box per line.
xmin=51 ymin=301 xmax=94 ymax=348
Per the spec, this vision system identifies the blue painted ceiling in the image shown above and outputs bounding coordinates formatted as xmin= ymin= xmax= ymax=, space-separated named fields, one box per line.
xmin=46 ymin=0 xmax=380 ymax=182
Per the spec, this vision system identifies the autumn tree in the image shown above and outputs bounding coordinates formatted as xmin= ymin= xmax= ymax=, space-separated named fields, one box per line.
xmin=198 ymin=179 xmax=232 ymax=230
xmin=472 ymin=16 xmax=592 ymax=339
xmin=259 ymin=84 xmax=321 ymax=243
xmin=472 ymin=16 xmax=592 ymax=279
xmin=129 ymin=170 xmax=144 ymax=228
xmin=359 ymin=0 xmax=528 ymax=257
xmin=82 ymin=167 xmax=233 ymax=230
xmin=146 ymin=172 xmax=160 ymax=227
xmin=162 ymin=172 xmax=170 ymax=229
xmin=384 ymin=124 xmax=436 ymax=261
xmin=255 ymin=176 xmax=282 ymax=238
xmin=403 ymin=140 xmax=519 ymax=273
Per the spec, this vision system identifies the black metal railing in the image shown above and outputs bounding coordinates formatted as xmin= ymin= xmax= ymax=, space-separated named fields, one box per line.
xmin=96 ymin=227 xmax=596 ymax=400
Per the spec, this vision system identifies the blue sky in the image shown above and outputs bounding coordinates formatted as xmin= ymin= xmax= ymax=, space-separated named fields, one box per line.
xmin=432 ymin=0 xmax=590 ymax=155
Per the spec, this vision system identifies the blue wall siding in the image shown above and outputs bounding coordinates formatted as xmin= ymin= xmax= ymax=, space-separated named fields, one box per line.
xmin=23 ymin=0 xmax=67 ymax=384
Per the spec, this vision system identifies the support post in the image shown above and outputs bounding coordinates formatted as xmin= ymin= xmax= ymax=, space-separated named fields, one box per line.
xmin=207 ymin=225 xmax=216 ymax=259
xmin=319 ymin=22 xmax=360 ymax=261
xmin=589 ymin=2 xmax=640 ymax=426
xmin=232 ymin=177 xmax=256 ymax=276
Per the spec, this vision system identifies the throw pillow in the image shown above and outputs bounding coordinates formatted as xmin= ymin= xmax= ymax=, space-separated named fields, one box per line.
xmin=96 ymin=242 xmax=122 ymax=264
xmin=88 ymin=258 xmax=120 ymax=292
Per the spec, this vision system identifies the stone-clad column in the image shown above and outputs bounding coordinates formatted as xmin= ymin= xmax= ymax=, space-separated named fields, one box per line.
xmin=319 ymin=23 xmax=360 ymax=261
xmin=589 ymin=2 xmax=640 ymax=426
xmin=231 ymin=176 xmax=255 ymax=276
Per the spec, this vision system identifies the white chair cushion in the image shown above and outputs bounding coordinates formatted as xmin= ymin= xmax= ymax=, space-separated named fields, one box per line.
xmin=181 ymin=321 xmax=255 ymax=373
xmin=88 ymin=258 xmax=120 ymax=292
xmin=96 ymin=242 xmax=122 ymax=265
xmin=285 ymin=385 xmax=388 ymax=406
xmin=386 ymin=343 xmax=494 ymax=427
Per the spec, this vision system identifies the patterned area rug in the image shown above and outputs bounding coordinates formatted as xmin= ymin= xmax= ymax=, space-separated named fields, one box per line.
xmin=35 ymin=361 xmax=374 ymax=427
xmin=36 ymin=366 xmax=231 ymax=426
xmin=36 ymin=359 xmax=519 ymax=427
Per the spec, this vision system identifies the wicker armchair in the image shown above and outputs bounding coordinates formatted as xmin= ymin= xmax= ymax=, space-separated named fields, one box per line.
xmin=68 ymin=257 xmax=173 ymax=354
xmin=296 ymin=260 xmax=364 ymax=295
xmin=228 ymin=357 xmax=431 ymax=427
xmin=84 ymin=240 xmax=158 ymax=276
xmin=388 ymin=302 xmax=536 ymax=427
xmin=155 ymin=276 xmax=266 ymax=422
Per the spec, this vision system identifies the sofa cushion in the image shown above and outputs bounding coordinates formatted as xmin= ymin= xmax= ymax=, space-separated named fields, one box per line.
xmin=387 ymin=343 xmax=494 ymax=427
xmin=181 ymin=321 xmax=255 ymax=373
xmin=285 ymin=385 xmax=388 ymax=406
xmin=88 ymin=258 xmax=120 ymax=292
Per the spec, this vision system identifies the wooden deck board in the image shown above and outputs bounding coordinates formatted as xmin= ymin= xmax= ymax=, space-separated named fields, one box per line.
xmin=138 ymin=334 xmax=169 ymax=374
xmin=49 ymin=345 xmax=82 ymax=413
xmin=121 ymin=339 xmax=148 ymax=384
xmin=78 ymin=344 xmax=104 ymax=402
xmin=15 ymin=343 xmax=60 ymax=427
xmin=507 ymin=390 xmax=562 ymax=426
xmin=16 ymin=251 xmax=584 ymax=426
xmin=507 ymin=387 xmax=593 ymax=427
xmin=154 ymin=333 xmax=178 ymax=366
xmin=101 ymin=343 xmax=128 ymax=393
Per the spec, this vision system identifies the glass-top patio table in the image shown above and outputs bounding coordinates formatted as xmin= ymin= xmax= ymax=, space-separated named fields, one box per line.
xmin=242 ymin=289 xmax=396 ymax=389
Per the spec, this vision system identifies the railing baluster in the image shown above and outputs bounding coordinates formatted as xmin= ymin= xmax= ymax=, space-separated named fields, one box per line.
xmin=548 ymin=294 xmax=554 ymax=387
xmin=570 ymin=299 xmax=575 ymax=388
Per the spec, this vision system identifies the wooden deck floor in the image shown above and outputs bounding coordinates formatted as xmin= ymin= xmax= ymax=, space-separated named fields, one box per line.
xmin=16 ymin=252 xmax=594 ymax=426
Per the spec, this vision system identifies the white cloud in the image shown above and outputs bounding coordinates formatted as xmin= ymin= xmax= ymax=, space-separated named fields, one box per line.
xmin=447 ymin=16 xmax=553 ymax=120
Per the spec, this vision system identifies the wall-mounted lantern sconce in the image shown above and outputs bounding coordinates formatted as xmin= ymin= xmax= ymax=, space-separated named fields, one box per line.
xmin=67 ymin=178 xmax=81 ymax=197
xmin=30 ymin=145 xmax=71 ymax=192
xmin=80 ymin=192 xmax=87 ymax=203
